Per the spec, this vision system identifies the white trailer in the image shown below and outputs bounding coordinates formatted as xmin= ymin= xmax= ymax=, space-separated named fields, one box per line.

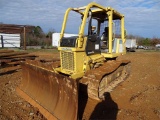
xmin=52 ymin=33 xmax=77 ymax=47
xmin=155 ymin=44 xmax=160 ymax=48
xmin=125 ymin=39 xmax=137 ymax=52
xmin=0 ymin=33 xmax=21 ymax=48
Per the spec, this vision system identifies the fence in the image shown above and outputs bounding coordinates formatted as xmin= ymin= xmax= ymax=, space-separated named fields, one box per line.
xmin=0 ymin=33 xmax=20 ymax=48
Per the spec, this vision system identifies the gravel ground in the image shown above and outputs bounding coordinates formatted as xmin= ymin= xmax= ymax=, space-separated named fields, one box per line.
xmin=0 ymin=51 xmax=160 ymax=120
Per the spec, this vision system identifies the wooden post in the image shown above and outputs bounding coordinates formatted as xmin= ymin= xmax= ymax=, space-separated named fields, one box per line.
xmin=23 ymin=26 xmax=26 ymax=50
xmin=108 ymin=10 xmax=113 ymax=54
xmin=1 ymin=35 xmax=4 ymax=48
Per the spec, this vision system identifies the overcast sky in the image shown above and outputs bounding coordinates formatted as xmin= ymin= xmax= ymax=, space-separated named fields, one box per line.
xmin=0 ymin=0 xmax=160 ymax=38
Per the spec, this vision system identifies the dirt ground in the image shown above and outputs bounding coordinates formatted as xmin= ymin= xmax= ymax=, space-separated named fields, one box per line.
xmin=0 ymin=50 xmax=160 ymax=120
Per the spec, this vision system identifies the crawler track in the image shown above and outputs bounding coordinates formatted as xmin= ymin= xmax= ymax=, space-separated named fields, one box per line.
xmin=80 ymin=60 xmax=130 ymax=100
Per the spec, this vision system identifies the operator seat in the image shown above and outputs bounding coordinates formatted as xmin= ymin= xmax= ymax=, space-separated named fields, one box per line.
xmin=101 ymin=27 xmax=108 ymax=49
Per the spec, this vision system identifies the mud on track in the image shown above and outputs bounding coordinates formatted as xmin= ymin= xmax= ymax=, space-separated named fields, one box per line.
xmin=0 ymin=51 xmax=160 ymax=120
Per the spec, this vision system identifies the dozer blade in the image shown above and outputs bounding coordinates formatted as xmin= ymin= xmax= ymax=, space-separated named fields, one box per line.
xmin=17 ymin=61 xmax=78 ymax=120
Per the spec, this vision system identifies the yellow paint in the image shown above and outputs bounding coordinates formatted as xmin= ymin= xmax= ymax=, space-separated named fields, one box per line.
xmin=56 ymin=2 xmax=126 ymax=79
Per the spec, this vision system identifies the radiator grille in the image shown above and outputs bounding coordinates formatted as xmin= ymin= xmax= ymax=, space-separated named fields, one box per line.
xmin=61 ymin=51 xmax=74 ymax=71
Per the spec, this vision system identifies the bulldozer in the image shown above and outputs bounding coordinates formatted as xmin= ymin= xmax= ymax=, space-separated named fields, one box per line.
xmin=17 ymin=2 xmax=130 ymax=120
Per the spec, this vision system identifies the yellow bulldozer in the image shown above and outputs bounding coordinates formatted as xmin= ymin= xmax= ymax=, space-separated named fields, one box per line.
xmin=17 ymin=2 xmax=130 ymax=120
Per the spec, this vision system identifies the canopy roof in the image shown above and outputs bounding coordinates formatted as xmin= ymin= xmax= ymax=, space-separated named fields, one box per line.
xmin=73 ymin=5 xmax=124 ymax=21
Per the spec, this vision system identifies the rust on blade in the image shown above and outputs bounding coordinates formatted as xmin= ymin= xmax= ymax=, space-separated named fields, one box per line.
xmin=16 ymin=87 xmax=57 ymax=120
xmin=17 ymin=61 xmax=78 ymax=120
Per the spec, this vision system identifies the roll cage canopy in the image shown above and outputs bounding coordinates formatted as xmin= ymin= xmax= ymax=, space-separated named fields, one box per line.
xmin=72 ymin=5 xmax=124 ymax=21
xmin=60 ymin=2 xmax=125 ymax=48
